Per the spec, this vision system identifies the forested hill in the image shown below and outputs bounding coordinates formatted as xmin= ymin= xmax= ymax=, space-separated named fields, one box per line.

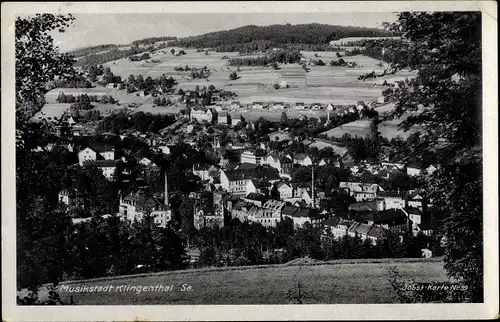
xmin=171 ymin=23 xmax=395 ymax=51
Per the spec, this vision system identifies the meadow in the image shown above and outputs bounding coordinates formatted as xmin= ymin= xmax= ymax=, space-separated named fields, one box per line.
xmin=53 ymin=258 xmax=450 ymax=305
xmin=39 ymin=47 xmax=416 ymax=123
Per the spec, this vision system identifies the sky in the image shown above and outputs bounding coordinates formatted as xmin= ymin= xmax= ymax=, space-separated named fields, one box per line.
xmin=52 ymin=12 xmax=398 ymax=52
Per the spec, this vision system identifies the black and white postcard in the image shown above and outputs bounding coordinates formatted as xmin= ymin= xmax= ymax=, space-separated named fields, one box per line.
xmin=2 ymin=1 xmax=498 ymax=321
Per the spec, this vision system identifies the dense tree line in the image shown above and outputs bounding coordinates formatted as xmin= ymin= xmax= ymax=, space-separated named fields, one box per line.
xmin=188 ymin=218 xmax=431 ymax=268
xmin=56 ymin=92 xmax=116 ymax=105
xmin=99 ymin=111 xmax=176 ymax=134
xmin=68 ymin=44 xmax=119 ymax=58
xmin=74 ymin=45 xmax=156 ymax=69
xmin=129 ymin=52 xmax=151 ymax=61
xmin=131 ymin=36 xmax=177 ymax=47
xmin=171 ymin=24 xmax=394 ymax=53
xmin=229 ymin=48 xmax=302 ymax=66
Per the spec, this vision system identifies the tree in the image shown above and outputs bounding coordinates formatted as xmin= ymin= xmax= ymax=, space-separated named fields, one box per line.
xmin=272 ymin=62 xmax=279 ymax=70
xmin=316 ymin=59 xmax=325 ymax=66
xmin=171 ymin=48 xmax=175 ymax=55
xmin=15 ymin=13 xmax=78 ymax=304
xmin=229 ymin=71 xmax=238 ymax=80
xmin=280 ymin=111 xmax=288 ymax=124
xmin=336 ymin=51 xmax=342 ymax=58
xmin=385 ymin=12 xmax=482 ymax=302
xmin=15 ymin=14 xmax=77 ymax=121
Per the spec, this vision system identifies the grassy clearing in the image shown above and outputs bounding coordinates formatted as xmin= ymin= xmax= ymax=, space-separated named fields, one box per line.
xmin=53 ymin=258 xmax=449 ymax=305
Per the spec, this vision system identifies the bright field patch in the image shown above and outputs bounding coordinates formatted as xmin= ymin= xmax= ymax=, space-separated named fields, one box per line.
xmin=54 ymin=258 xmax=450 ymax=305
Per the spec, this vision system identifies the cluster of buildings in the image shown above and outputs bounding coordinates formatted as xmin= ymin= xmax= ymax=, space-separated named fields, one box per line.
xmin=349 ymin=161 xmax=439 ymax=179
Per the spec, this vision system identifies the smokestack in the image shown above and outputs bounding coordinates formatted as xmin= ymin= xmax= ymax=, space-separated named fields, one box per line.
xmin=311 ymin=166 xmax=315 ymax=209
xmin=164 ymin=170 xmax=169 ymax=206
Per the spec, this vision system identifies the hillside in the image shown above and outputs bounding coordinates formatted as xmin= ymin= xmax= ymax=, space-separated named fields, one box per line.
xmin=172 ymin=24 xmax=395 ymax=51
xmin=48 ymin=258 xmax=449 ymax=305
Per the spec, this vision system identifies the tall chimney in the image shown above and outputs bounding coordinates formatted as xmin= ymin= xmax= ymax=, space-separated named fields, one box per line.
xmin=311 ymin=166 xmax=315 ymax=209
xmin=164 ymin=170 xmax=169 ymax=206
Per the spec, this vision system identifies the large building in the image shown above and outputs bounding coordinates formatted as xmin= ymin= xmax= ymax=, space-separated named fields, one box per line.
xmin=118 ymin=172 xmax=171 ymax=228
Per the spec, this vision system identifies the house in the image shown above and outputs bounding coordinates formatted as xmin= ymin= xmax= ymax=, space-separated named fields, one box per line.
xmin=269 ymin=131 xmax=292 ymax=143
xmin=243 ymin=192 xmax=267 ymax=207
xmin=365 ymin=225 xmax=388 ymax=245
xmin=213 ymin=105 xmax=223 ymax=112
xmin=194 ymin=207 xmax=224 ymax=229
xmin=246 ymin=179 xmax=269 ymax=195
xmin=377 ymin=96 xmax=386 ymax=104
xmin=425 ymin=164 xmax=439 ymax=175
xmin=421 ymin=248 xmax=433 ymax=258
xmin=220 ymin=169 xmax=254 ymax=195
xmin=119 ymin=190 xmax=172 ymax=228
xmin=78 ymin=147 xmax=98 ymax=166
xmin=190 ymin=108 xmax=210 ymax=122
xmin=231 ymin=101 xmax=241 ymax=109
xmin=295 ymin=102 xmax=305 ymax=110
xmin=379 ymin=191 xmax=405 ymax=209
xmin=326 ymin=217 xmax=355 ymax=239
xmin=361 ymin=209 xmax=411 ymax=234
xmin=231 ymin=115 xmax=242 ymax=126
xmin=290 ymin=154 xmax=313 ymax=166
xmin=272 ymin=102 xmax=285 ymax=110
xmin=230 ymin=200 xmax=253 ymax=222
xmin=139 ymin=157 xmax=156 ymax=167
xmin=277 ymin=182 xmax=294 ymax=199
xmin=326 ymin=103 xmax=334 ymax=111
xmin=279 ymin=80 xmax=288 ymax=88
xmin=58 ymin=189 xmax=85 ymax=210
xmin=406 ymin=162 xmax=423 ymax=177
xmin=339 ymin=182 xmax=384 ymax=201
xmin=94 ymin=144 xmax=115 ymax=160
xmin=407 ymin=191 xmax=425 ymax=211
xmin=264 ymin=154 xmax=293 ymax=175
xmin=310 ymin=103 xmax=322 ymax=110
xmin=157 ymin=145 xmax=171 ymax=155
xmin=252 ymin=102 xmax=264 ymax=109
xmin=240 ymin=149 xmax=265 ymax=164
xmin=282 ymin=206 xmax=322 ymax=227
xmin=193 ymin=164 xmax=211 ymax=181
xmin=246 ymin=206 xmax=278 ymax=228
xmin=94 ymin=160 xmax=119 ymax=180
xmin=217 ymin=111 xmax=230 ymax=125
xmin=349 ymin=199 xmax=385 ymax=212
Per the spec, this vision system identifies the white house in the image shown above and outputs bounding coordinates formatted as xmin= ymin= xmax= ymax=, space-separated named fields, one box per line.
xmin=272 ymin=102 xmax=285 ymax=110
xmin=290 ymin=154 xmax=313 ymax=166
xmin=252 ymin=102 xmax=264 ymax=109
xmin=406 ymin=163 xmax=423 ymax=177
xmin=217 ymin=111 xmax=230 ymax=125
xmin=157 ymin=145 xmax=171 ymax=155
xmin=295 ymin=102 xmax=305 ymax=110
xmin=277 ymin=182 xmax=294 ymax=199
xmin=139 ymin=157 xmax=156 ymax=167
xmin=220 ymin=169 xmax=252 ymax=195
xmin=78 ymin=147 xmax=98 ymax=166
xmin=231 ymin=115 xmax=242 ymax=126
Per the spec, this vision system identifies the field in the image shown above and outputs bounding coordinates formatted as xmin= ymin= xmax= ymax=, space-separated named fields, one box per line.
xmin=51 ymin=258 xmax=450 ymax=305
xmin=321 ymin=103 xmax=422 ymax=140
xmin=38 ymin=47 xmax=416 ymax=125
